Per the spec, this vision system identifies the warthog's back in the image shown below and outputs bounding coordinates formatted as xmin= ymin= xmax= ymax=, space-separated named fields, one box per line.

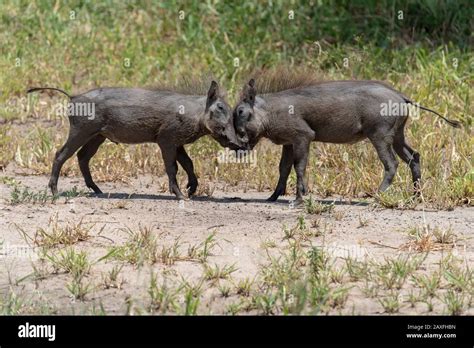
xmin=267 ymin=81 xmax=407 ymax=144
xmin=71 ymin=88 xmax=204 ymax=144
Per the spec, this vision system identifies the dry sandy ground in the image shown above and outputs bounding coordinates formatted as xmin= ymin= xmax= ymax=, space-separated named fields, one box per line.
xmin=0 ymin=173 xmax=473 ymax=315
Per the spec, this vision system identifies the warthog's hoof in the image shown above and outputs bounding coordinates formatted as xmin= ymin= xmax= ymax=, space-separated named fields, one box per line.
xmin=186 ymin=182 xmax=198 ymax=197
xmin=292 ymin=197 xmax=304 ymax=207
xmin=89 ymin=184 xmax=103 ymax=194
xmin=48 ymin=183 xmax=58 ymax=196
xmin=267 ymin=187 xmax=286 ymax=202
xmin=175 ymin=193 xmax=186 ymax=201
xmin=267 ymin=194 xmax=279 ymax=202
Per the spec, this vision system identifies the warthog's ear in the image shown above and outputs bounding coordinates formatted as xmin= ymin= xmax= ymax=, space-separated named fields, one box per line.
xmin=243 ymin=79 xmax=256 ymax=107
xmin=206 ymin=80 xmax=219 ymax=111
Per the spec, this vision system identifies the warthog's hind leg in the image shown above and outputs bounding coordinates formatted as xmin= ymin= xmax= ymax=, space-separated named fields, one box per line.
xmin=77 ymin=135 xmax=106 ymax=194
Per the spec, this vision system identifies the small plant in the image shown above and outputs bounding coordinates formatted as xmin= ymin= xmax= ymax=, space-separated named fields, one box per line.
xmin=0 ymin=290 xmax=25 ymax=315
xmin=296 ymin=214 xmax=306 ymax=230
xmin=333 ymin=210 xmax=345 ymax=221
xmin=282 ymin=224 xmax=297 ymax=240
xmin=280 ymin=281 xmax=308 ymax=315
xmin=62 ymin=186 xmax=88 ymax=202
xmin=204 ymin=263 xmax=237 ymax=282
xmin=344 ymin=257 xmax=370 ymax=281
xmin=148 ymin=274 xmax=177 ymax=313
xmin=159 ymin=238 xmax=183 ymax=265
xmin=443 ymin=266 xmax=472 ymax=292
xmin=218 ymin=283 xmax=231 ymax=298
xmin=308 ymin=247 xmax=330 ymax=276
xmin=260 ymin=238 xmax=277 ymax=249
xmin=181 ymin=287 xmax=200 ymax=315
xmin=10 ymin=185 xmax=57 ymax=205
xmin=432 ymin=228 xmax=457 ymax=244
xmin=442 ymin=290 xmax=465 ymax=315
xmin=308 ymin=276 xmax=331 ymax=311
xmin=90 ymin=302 xmax=107 ymax=315
xmin=373 ymin=189 xmax=418 ymax=210
xmin=329 ymin=267 xmax=346 ymax=284
xmin=30 ymin=262 xmax=49 ymax=281
xmin=361 ymin=280 xmax=379 ymax=298
xmin=401 ymin=225 xmax=458 ymax=252
xmin=379 ymin=293 xmax=400 ymax=313
xmin=235 ymin=277 xmax=253 ymax=297
xmin=28 ymin=215 xmax=93 ymax=248
xmin=304 ymin=196 xmax=334 ymax=214
xmin=107 ymin=225 xmax=158 ymax=266
xmin=102 ymin=265 xmax=124 ymax=289
xmin=254 ymin=292 xmax=278 ymax=315
xmin=187 ymin=232 xmax=218 ymax=263
xmin=226 ymin=302 xmax=243 ymax=315
xmin=407 ymin=290 xmax=420 ymax=308
xmin=43 ymin=248 xmax=90 ymax=279
xmin=374 ymin=254 xmax=424 ymax=290
xmin=425 ymin=298 xmax=434 ymax=312
xmin=0 ymin=176 xmax=18 ymax=186
xmin=358 ymin=214 xmax=369 ymax=228
xmin=113 ymin=200 xmax=129 ymax=209
xmin=411 ymin=272 xmax=441 ymax=297
xmin=329 ymin=286 xmax=350 ymax=309
xmin=67 ymin=276 xmax=92 ymax=301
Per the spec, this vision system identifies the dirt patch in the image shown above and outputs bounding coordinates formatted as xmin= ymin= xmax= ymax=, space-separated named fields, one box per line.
xmin=0 ymin=174 xmax=473 ymax=315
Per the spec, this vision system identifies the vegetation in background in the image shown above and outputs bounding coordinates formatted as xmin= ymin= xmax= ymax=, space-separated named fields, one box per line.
xmin=0 ymin=1 xmax=472 ymax=208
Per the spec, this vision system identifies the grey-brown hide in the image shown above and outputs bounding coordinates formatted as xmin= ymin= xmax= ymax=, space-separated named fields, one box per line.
xmin=28 ymin=81 xmax=242 ymax=199
xmin=234 ymin=78 xmax=459 ymax=203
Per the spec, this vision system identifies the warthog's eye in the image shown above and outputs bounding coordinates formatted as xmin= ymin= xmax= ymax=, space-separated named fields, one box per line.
xmin=216 ymin=103 xmax=224 ymax=111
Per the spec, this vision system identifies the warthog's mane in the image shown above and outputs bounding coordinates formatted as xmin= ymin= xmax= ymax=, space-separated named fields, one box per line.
xmin=147 ymin=74 xmax=226 ymax=97
xmin=240 ymin=66 xmax=325 ymax=96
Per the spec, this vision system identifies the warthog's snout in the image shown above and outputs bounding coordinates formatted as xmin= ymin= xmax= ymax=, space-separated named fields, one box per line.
xmin=236 ymin=127 xmax=249 ymax=145
xmin=227 ymin=139 xmax=248 ymax=151
xmin=218 ymin=134 xmax=247 ymax=151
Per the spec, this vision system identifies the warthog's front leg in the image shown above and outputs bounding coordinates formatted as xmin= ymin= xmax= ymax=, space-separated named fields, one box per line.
xmin=268 ymin=144 xmax=293 ymax=201
xmin=159 ymin=142 xmax=185 ymax=200
xmin=177 ymin=146 xmax=198 ymax=197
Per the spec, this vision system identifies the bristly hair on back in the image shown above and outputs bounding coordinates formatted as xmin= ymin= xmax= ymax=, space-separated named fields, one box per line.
xmin=147 ymin=73 xmax=226 ymax=97
xmin=239 ymin=65 xmax=325 ymax=96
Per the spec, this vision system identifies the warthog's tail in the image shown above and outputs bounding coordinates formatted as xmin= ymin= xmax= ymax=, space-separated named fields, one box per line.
xmin=403 ymin=97 xmax=461 ymax=128
xmin=27 ymin=87 xmax=71 ymax=99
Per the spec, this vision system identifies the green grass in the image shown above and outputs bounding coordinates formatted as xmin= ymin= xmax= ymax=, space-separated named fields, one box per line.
xmin=43 ymin=247 xmax=91 ymax=278
xmin=204 ymin=263 xmax=238 ymax=282
xmin=3 ymin=214 xmax=474 ymax=315
xmin=147 ymin=273 xmax=179 ymax=314
xmin=10 ymin=185 xmax=57 ymax=204
xmin=23 ymin=214 xmax=92 ymax=248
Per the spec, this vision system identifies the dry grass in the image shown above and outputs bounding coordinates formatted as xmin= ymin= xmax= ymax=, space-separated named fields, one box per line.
xmin=400 ymin=225 xmax=460 ymax=252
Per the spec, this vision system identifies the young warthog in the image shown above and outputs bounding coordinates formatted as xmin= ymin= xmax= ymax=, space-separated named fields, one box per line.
xmin=28 ymin=81 xmax=243 ymax=199
xmin=234 ymin=75 xmax=460 ymax=203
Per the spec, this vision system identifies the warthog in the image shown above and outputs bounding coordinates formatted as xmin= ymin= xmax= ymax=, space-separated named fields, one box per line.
xmin=234 ymin=74 xmax=460 ymax=203
xmin=28 ymin=80 xmax=243 ymax=200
